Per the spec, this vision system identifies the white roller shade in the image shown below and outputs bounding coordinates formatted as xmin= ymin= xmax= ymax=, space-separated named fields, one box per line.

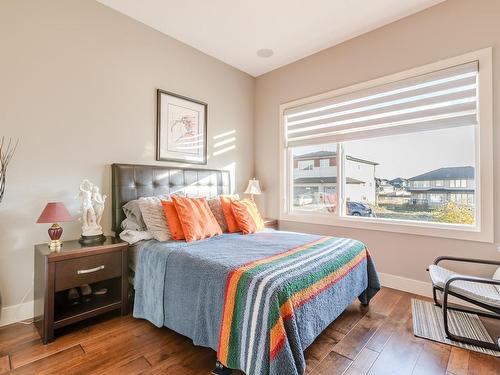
xmin=285 ymin=61 xmax=478 ymax=146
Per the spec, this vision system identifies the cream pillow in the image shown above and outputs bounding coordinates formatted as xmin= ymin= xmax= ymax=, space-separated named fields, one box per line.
xmin=137 ymin=196 xmax=171 ymax=241
xmin=493 ymin=266 xmax=500 ymax=294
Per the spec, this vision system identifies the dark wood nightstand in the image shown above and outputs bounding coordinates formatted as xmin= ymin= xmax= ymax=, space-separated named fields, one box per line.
xmin=34 ymin=236 xmax=128 ymax=344
xmin=264 ymin=218 xmax=278 ymax=229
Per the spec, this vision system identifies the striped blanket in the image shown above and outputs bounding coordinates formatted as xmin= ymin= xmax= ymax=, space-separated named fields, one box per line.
xmin=217 ymin=236 xmax=379 ymax=375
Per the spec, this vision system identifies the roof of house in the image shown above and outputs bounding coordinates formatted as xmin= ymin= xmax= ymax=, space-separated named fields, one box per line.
xmin=408 ymin=166 xmax=474 ymax=181
xmin=390 ymin=177 xmax=407 ymax=184
xmin=294 ymin=177 xmax=364 ymax=184
xmin=294 ymin=151 xmax=378 ymax=166
xmin=408 ymin=188 xmax=475 ymax=193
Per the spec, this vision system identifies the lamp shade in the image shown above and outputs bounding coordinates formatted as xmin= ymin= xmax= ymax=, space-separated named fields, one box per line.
xmin=36 ymin=202 xmax=73 ymax=223
xmin=244 ymin=178 xmax=262 ymax=195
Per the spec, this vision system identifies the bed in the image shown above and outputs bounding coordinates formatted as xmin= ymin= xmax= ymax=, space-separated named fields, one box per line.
xmin=112 ymin=163 xmax=380 ymax=375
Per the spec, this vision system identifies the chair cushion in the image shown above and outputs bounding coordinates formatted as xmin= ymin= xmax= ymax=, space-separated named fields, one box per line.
xmin=493 ymin=266 xmax=500 ymax=294
xmin=429 ymin=265 xmax=500 ymax=308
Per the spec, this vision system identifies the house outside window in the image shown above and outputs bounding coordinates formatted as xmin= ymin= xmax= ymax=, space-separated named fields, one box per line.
xmin=280 ymin=49 xmax=493 ymax=242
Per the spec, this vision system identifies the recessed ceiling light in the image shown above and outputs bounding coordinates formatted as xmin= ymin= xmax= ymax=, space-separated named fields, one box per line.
xmin=257 ymin=48 xmax=274 ymax=58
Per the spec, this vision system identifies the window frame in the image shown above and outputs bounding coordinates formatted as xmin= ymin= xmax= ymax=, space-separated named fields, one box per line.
xmin=279 ymin=48 xmax=493 ymax=243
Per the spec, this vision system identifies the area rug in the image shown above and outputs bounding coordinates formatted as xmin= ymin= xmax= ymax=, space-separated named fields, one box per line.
xmin=411 ymin=298 xmax=500 ymax=357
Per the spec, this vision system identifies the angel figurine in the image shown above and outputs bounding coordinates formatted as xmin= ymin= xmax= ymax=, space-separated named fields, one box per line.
xmin=76 ymin=179 xmax=106 ymax=243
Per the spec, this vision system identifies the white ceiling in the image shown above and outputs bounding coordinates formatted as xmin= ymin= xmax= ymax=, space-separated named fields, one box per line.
xmin=97 ymin=0 xmax=444 ymax=77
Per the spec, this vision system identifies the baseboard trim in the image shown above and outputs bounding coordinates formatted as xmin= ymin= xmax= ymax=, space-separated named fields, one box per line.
xmin=379 ymin=272 xmax=432 ymax=298
xmin=0 ymin=301 xmax=34 ymax=327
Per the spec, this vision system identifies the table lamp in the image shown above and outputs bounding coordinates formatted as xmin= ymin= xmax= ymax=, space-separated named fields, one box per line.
xmin=36 ymin=202 xmax=73 ymax=251
xmin=244 ymin=178 xmax=262 ymax=201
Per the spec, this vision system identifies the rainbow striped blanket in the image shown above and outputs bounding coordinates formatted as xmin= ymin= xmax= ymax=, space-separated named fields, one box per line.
xmin=217 ymin=236 xmax=379 ymax=375
xmin=133 ymin=231 xmax=379 ymax=375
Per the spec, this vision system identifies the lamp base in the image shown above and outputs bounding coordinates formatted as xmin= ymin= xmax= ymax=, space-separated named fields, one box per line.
xmin=48 ymin=223 xmax=63 ymax=252
xmin=48 ymin=239 xmax=63 ymax=252
xmin=79 ymin=234 xmax=106 ymax=245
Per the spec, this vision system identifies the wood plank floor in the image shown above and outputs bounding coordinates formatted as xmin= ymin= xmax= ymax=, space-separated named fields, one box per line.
xmin=0 ymin=288 xmax=498 ymax=375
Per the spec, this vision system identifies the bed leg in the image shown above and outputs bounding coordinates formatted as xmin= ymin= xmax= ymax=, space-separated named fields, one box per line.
xmin=212 ymin=360 xmax=232 ymax=375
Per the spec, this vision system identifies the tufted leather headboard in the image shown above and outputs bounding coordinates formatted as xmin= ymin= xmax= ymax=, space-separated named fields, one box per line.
xmin=111 ymin=163 xmax=230 ymax=233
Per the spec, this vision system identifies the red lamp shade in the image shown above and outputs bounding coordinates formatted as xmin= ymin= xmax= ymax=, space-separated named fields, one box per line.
xmin=36 ymin=202 xmax=73 ymax=223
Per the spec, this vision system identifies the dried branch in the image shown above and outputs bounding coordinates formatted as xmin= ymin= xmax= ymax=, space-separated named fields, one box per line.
xmin=0 ymin=137 xmax=18 ymax=204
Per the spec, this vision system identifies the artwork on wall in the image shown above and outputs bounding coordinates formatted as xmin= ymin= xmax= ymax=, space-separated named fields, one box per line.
xmin=156 ymin=89 xmax=207 ymax=164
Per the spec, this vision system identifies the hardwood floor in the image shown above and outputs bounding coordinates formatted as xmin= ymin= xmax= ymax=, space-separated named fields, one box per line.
xmin=0 ymin=288 xmax=498 ymax=374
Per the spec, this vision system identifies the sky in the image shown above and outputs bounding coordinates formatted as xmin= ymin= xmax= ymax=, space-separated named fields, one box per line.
xmin=294 ymin=125 xmax=475 ymax=180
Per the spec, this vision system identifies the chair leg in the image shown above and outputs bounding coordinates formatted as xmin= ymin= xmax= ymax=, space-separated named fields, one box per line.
xmin=432 ymin=287 xmax=441 ymax=307
xmin=442 ymin=289 xmax=500 ymax=351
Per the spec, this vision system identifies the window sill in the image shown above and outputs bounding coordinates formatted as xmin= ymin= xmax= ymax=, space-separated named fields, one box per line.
xmin=280 ymin=211 xmax=493 ymax=243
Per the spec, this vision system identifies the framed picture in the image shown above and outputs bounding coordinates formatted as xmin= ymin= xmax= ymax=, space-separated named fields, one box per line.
xmin=156 ymin=89 xmax=207 ymax=164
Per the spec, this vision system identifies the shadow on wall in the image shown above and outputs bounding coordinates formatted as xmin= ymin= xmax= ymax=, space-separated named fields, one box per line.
xmin=211 ymin=130 xmax=237 ymax=193
xmin=212 ymin=130 xmax=236 ymax=157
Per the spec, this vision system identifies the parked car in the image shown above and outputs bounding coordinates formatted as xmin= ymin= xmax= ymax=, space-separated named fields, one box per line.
xmin=347 ymin=201 xmax=374 ymax=217
xmin=294 ymin=194 xmax=314 ymax=206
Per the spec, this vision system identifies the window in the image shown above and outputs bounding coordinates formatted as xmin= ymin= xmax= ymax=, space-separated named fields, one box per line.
xmin=297 ymin=160 xmax=314 ymax=170
xmin=320 ymin=158 xmax=330 ymax=167
xmin=280 ymin=48 xmax=494 ymax=242
xmin=413 ymin=181 xmax=430 ymax=188
xmin=450 ymin=179 xmax=467 ymax=188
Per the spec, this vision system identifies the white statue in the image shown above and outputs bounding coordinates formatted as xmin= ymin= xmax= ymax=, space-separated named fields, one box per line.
xmin=77 ymin=179 xmax=106 ymax=237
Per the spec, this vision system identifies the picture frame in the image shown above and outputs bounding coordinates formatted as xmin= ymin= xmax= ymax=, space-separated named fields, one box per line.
xmin=156 ymin=89 xmax=208 ymax=164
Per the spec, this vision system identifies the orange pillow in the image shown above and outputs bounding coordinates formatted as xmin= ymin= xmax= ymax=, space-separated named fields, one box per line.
xmin=160 ymin=200 xmax=185 ymax=240
xmin=220 ymin=196 xmax=240 ymax=233
xmin=230 ymin=199 xmax=264 ymax=234
xmin=171 ymin=196 xmax=223 ymax=242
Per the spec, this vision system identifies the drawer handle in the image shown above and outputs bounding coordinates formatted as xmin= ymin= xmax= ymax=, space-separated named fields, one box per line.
xmin=77 ymin=265 xmax=105 ymax=275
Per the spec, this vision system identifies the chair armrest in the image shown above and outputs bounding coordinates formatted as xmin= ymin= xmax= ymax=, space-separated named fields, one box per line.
xmin=444 ymin=275 xmax=500 ymax=294
xmin=433 ymin=256 xmax=500 ymax=267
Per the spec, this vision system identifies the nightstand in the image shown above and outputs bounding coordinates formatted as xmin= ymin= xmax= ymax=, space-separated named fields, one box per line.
xmin=264 ymin=218 xmax=278 ymax=229
xmin=34 ymin=236 xmax=128 ymax=344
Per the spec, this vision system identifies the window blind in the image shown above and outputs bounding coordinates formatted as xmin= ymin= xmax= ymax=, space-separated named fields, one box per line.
xmin=284 ymin=61 xmax=478 ymax=146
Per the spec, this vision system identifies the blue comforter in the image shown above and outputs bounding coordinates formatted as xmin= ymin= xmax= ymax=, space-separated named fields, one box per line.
xmin=133 ymin=230 xmax=379 ymax=375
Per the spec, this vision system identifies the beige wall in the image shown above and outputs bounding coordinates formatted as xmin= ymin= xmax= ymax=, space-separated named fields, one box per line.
xmin=0 ymin=0 xmax=254 ymax=311
xmin=255 ymin=0 xmax=500 ymax=283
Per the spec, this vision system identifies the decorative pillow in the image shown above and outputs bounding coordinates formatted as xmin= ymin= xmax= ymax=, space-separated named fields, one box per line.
xmin=171 ymin=196 xmax=222 ymax=242
xmin=119 ymin=229 xmax=154 ymax=245
xmin=220 ymin=195 xmax=241 ymax=233
xmin=137 ymin=196 xmax=171 ymax=241
xmin=122 ymin=200 xmax=147 ymax=231
xmin=493 ymin=267 xmax=500 ymax=294
xmin=230 ymin=199 xmax=264 ymax=234
xmin=208 ymin=194 xmax=239 ymax=233
xmin=160 ymin=200 xmax=185 ymax=241
xmin=120 ymin=217 xmax=144 ymax=232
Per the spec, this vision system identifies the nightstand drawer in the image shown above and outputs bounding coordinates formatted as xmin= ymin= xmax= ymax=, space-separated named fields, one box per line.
xmin=55 ymin=252 xmax=122 ymax=292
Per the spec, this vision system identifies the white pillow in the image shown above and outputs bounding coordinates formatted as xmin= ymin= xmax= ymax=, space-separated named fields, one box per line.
xmin=493 ymin=266 xmax=500 ymax=294
xmin=119 ymin=229 xmax=154 ymax=245
xmin=122 ymin=200 xmax=147 ymax=230
xmin=137 ymin=196 xmax=171 ymax=241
